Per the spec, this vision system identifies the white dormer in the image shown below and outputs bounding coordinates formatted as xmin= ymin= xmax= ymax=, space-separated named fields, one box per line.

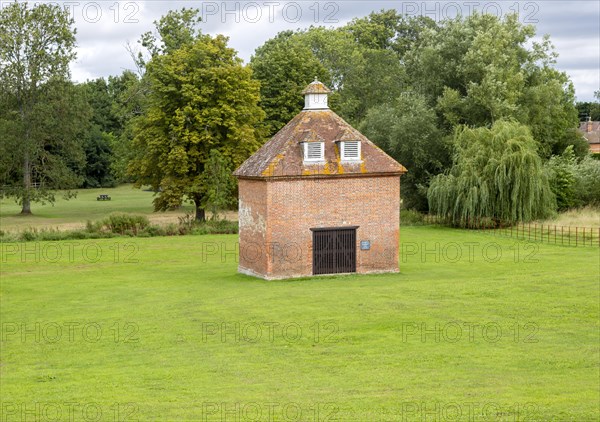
xmin=302 ymin=142 xmax=324 ymax=162
xmin=340 ymin=141 xmax=361 ymax=161
xmin=302 ymin=78 xmax=331 ymax=110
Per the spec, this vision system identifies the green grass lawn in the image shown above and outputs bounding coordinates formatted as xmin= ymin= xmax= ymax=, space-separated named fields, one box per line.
xmin=0 ymin=185 xmax=195 ymax=231
xmin=1 ymin=227 xmax=598 ymax=421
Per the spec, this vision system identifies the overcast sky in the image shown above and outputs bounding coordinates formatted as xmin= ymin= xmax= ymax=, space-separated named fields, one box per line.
xmin=26 ymin=0 xmax=600 ymax=101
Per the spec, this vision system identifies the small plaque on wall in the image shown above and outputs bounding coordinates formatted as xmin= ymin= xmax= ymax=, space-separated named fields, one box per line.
xmin=360 ymin=240 xmax=370 ymax=250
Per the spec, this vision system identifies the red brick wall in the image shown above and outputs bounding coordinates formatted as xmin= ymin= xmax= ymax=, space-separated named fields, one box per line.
xmin=238 ymin=175 xmax=400 ymax=279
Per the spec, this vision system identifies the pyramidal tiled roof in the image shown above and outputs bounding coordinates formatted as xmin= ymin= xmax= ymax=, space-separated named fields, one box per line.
xmin=234 ymin=81 xmax=406 ymax=178
xmin=234 ymin=109 xmax=407 ymax=178
xmin=301 ymin=79 xmax=332 ymax=94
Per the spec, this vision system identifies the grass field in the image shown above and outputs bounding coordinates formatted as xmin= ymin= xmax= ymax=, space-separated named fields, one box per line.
xmin=1 ymin=226 xmax=598 ymax=421
xmin=0 ymin=185 xmax=196 ymax=232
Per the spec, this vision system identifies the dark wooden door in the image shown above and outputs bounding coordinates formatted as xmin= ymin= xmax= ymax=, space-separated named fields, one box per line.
xmin=312 ymin=227 xmax=356 ymax=275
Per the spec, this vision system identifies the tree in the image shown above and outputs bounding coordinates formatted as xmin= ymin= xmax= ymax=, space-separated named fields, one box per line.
xmin=81 ymin=128 xmax=116 ymax=188
xmin=576 ymin=91 xmax=600 ymax=121
xmin=359 ymin=92 xmax=448 ymax=211
xmin=201 ymin=149 xmax=237 ymax=220
xmin=250 ymin=31 xmax=329 ymax=137
xmin=521 ymin=67 xmax=584 ymax=158
xmin=428 ymin=121 xmax=555 ymax=226
xmin=129 ymin=23 xmax=264 ymax=221
xmin=406 ymin=13 xmax=581 ymax=157
xmin=574 ymin=156 xmax=600 ymax=206
xmin=130 ymin=7 xmax=203 ymax=74
xmin=544 ymin=146 xmax=579 ymax=210
xmin=0 ymin=2 xmax=85 ymax=214
xmin=108 ymin=70 xmax=145 ymax=183
xmin=251 ymin=26 xmax=405 ymax=127
xmin=79 ymin=78 xmax=118 ymax=188
xmin=344 ymin=10 xmax=436 ymax=58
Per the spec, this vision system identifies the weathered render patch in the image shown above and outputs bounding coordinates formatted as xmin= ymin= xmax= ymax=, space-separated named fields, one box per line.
xmin=238 ymin=199 xmax=266 ymax=235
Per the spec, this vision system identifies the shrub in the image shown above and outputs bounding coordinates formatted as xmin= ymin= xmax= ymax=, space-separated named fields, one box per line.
xmin=37 ymin=229 xmax=67 ymax=242
xmin=19 ymin=229 xmax=37 ymax=241
xmin=86 ymin=219 xmax=103 ymax=233
xmin=142 ymin=225 xmax=166 ymax=237
xmin=163 ymin=223 xmax=179 ymax=236
xmin=101 ymin=213 xmax=150 ymax=235
xmin=546 ymin=149 xmax=600 ymax=209
xmin=545 ymin=146 xmax=579 ymax=210
xmin=575 ymin=156 xmax=600 ymax=206
xmin=2 ymin=214 xmax=239 ymax=243
xmin=400 ymin=209 xmax=425 ymax=226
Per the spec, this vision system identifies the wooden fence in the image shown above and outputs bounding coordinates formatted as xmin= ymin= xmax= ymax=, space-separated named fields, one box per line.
xmin=423 ymin=215 xmax=600 ymax=248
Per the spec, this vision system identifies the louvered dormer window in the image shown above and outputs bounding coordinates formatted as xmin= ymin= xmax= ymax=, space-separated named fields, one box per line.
xmin=303 ymin=142 xmax=324 ymax=162
xmin=340 ymin=141 xmax=361 ymax=161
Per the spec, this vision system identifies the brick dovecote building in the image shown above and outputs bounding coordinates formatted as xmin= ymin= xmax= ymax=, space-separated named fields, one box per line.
xmin=233 ymin=80 xmax=407 ymax=279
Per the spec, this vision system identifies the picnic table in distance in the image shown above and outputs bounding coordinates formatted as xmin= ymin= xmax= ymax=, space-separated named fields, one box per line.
xmin=97 ymin=194 xmax=111 ymax=201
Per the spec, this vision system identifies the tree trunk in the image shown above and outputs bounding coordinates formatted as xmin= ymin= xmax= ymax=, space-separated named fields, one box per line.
xmin=21 ymin=153 xmax=32 ymax=215
xmin=195 ymin=201 xmax=206 ymax=222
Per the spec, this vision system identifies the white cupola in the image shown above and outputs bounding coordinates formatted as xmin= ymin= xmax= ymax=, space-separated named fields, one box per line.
xmin=302 ymin=78 xmax=331 ymax=110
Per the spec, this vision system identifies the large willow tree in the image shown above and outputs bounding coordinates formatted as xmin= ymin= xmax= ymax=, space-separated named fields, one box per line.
xmin=428 ymin=121 xmax=556 ymax=226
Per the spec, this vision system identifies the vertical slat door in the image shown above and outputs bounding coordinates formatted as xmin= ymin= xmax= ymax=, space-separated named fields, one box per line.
xmin=313 ymin=228 xmax=356 ymax=275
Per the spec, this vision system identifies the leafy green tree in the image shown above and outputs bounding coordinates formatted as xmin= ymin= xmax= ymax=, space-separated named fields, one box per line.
xmin=520 ymin=67 xmax=584 ymax=158
xmin=201 ymin=149 xmax=237 ymax=220
xmin=428 ymin=121 xmax=555 ymax=226
xmin=576 ymin=91 xmax=600 ymax=121
xmin=78 ymin=73 xmax=146 ymax=187
xmin=407 ymin=13 xmax=534 ymax=121
xmin=344 ymin=10 xmax=436 ymax=59
xmin=79 ymin=78 xmax=119 ymax=187
xmin=250 ymin=31 xmax=329 ymax=136
xmin=300 ymin=24 xmax=406 ymax=125
xmin=129 ymin=28 xmax=264 ymax=221
xmin=81 ymin=128 xmax=116 ymax=188
xmin=360 ymin=92 xmax=448 ymax=211
xmin=544 ymin=146 xmax=579 ymax=210
xmin=545 ymin=146 xmax=600 ymax=210
xmin=330 ymin=46 xmax=405 ymax=125
xmin=0 ymin=2 xmax=85 ymax=214
xmin=135 ymin=7 xmax=202 ymax=71
xmin=108 ymin=70 xmax=145 ymax=183
xmin=574 ymin=156 xmax=600 ymax=206
xmin=251 ymin=11 xmax=428 ymax=129
xmin=406 ymin=13 xmax=580 ymax=157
